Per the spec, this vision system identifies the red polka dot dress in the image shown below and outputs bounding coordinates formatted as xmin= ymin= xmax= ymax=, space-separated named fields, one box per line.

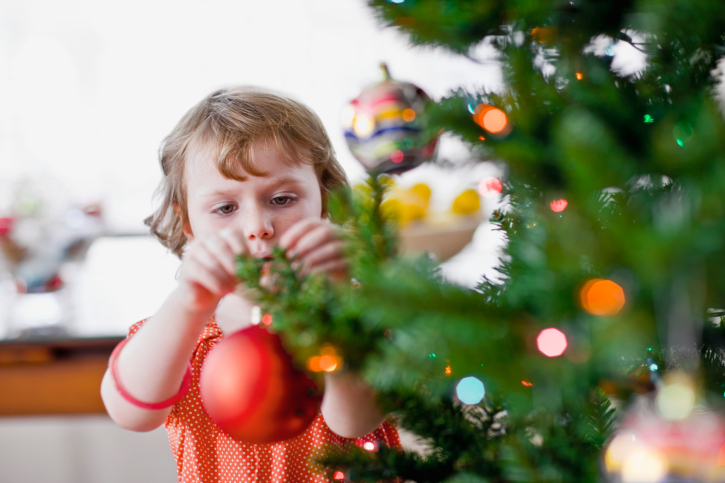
xmin=128 ymin=319 xmax=400 ymax=483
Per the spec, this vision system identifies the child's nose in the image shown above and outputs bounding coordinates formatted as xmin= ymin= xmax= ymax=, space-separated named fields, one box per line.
xmin=242 ymin=206 xmax=274 ymax=240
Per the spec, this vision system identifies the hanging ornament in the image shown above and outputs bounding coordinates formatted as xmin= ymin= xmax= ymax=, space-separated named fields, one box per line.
xmin=605 ymin=373 xmax=725 ymax=483
xmin=342 ymin=63 xmax=439 ymax=174
xmin=200 ymin=325 xmax=321 ymax=444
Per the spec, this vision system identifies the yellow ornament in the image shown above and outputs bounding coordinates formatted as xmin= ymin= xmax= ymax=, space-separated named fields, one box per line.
xmin=381 ymin=186 xmax=428 ymax=225
xmin=410 ymin=183 xmax=431 ymax=202
xmin=451 ymin=189 xmax=481 ymax=215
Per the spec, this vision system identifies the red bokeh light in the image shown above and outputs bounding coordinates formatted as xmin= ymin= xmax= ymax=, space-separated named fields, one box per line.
xmin=391 ymin=150 xmax=404 ymax=163
xmin=550 ymin=199 xmax=568 ymax=212
xmin=334 ymin=471 xmax=345 ymax=480
xmin=478 ymin=177 xmax=503 ymax=198
xmin=537 ymin=328 xmax=568 ymax=357
xmin=262 ymin=314 xmax=272 ymax=325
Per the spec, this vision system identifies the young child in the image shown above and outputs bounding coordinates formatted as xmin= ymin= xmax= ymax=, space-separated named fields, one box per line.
xmin=100 ymin=87 xmax=399 ymax=482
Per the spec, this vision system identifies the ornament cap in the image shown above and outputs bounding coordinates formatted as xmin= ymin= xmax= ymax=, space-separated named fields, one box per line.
xmin=379 ymin=62 xmax=392 ymax=81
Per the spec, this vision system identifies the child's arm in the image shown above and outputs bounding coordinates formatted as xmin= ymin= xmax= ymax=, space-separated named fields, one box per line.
xmin=281 ymin=219 xmax=388 ymax=439
xmin=101 ymin=228 xmax=245 ymax=432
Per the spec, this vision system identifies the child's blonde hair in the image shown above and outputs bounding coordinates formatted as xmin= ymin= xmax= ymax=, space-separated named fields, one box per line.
xmin=145 ymin=86 xmax=348 ymax=258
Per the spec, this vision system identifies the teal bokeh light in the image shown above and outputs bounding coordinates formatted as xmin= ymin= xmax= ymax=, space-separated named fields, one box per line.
xmin=456 ymin=376 xmax=485 ymax=404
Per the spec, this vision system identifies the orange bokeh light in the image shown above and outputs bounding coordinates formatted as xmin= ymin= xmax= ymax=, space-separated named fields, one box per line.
xmin=318 ymin=355 xmax=338 ymax=372
xmin=402 ymin=108 xmax=416 ymax=122
xmin=445 ymin=365 xmax=452 ymax=375
xmin=472 ymin=104 xmax=509 ymax=134
xmin=262 ymin=314 xmax=272 ymax=325
xmin=575 ymin=72 xmax=583 ymax=80
xmin=483 ymin=109 xmax=507 ymax=133
xmin=580 ymin=279 xmax=625 ymax=316
xmin=307 ymin=356 xmax=321 ymax=372
xmin=522 ymin=380 xmax=533 ymax=387
xmin=550 ymin=199 xmax=568 ymax=212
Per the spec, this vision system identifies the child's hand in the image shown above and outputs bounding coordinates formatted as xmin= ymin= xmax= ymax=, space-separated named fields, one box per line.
xmin=177 ymin=227 xmax=246 ymax=311
xmin=280 ymin=219 xmax=348 ymax=282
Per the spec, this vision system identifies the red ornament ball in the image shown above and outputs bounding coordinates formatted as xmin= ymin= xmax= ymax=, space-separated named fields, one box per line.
xmin=200 ymin=325 xmax=321 ymax=444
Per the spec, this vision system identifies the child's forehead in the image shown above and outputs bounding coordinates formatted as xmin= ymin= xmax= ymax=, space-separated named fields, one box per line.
xmin=184 ymin=136 xmax=318 ymax=187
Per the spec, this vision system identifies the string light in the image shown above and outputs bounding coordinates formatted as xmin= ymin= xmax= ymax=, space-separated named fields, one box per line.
xmin=456 ymin=376 xmax=485 ymax=404
xmin=643 ymin=114 xmax=654 ymax=123
xmin=656 ymin=381 xmax=695 ymax=420
xmin=550 ymin=199 xmax=568 ymax=212
xmin=537 ymin=328 xmax=567 ymax=357
xmin=472 ymin=104 xmax=509 ymax=134
xmin=522 ymin=380 xmax=533 ymax=387
xmin=580 ymin=279 xmax=625 ymax=316
xmin=445 ymin=365 xmax=452 ymax=375
xmin=575 ymin=73 xmax=584 ymax=80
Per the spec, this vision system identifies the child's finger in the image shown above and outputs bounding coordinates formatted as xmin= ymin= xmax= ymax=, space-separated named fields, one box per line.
xmin=190 ymin=245 xmax=235 ymax=287
xmin=219 ymin=227 xmax=247 ymax=256
xmin=286 ymin=224 xmax=338 ymax=260
xmin=295 ymin=240 xmax=345 ymax=272
xmin=202 ymin=235 xmax=238 ymax=276
xmin=308 ymin=259 xmax=348 ymax=281
xmin=182 ymin=258 xmax=229 ymax=296
xmin=279 ymin=218 xmax=327 ymax=252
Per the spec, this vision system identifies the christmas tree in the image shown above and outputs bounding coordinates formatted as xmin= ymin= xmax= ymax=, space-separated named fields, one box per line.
xmin=238 ymin=1 xmax=725 ymax=481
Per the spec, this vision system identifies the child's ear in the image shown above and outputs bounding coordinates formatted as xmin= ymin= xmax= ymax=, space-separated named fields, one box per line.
xmin=173 ymin=202 xmax=194 ymax=241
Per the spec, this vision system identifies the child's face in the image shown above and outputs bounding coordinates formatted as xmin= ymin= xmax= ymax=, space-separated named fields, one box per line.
xmin=182 ymin=142 xmax=323 ymax=258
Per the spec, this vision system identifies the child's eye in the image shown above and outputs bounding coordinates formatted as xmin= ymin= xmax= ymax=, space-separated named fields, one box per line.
xmin=215 ymin=204 xmax=236 ymax=215
xmin=271 ymin=196 xmax=294 ymax=206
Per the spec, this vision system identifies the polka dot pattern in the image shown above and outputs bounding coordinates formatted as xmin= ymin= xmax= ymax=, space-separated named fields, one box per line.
xmin=128 ymin=319 xmax=400 ymax=482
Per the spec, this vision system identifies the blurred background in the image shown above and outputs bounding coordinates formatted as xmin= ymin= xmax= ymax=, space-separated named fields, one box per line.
xmin=0 ymin=0 xmax=645 ymax=481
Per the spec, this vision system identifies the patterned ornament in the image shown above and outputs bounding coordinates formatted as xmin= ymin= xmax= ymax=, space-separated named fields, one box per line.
xmin=342 ymin=64 xmax=438 ymax=174
xmin=200 ymin=325 xmax=321 ymax=444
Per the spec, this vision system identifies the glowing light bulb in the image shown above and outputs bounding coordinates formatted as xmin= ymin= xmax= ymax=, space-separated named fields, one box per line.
xmin=575 ymin=72 xmax=583 ymax=80
xmin=251 ymin=306 xmax=261 ymax=325
xmin=478 ymin=177 xmax=503 ymax=198
xmin=621 ymin=448 xmax=667 ymax=483
xmin=605 ymin=433 xmax=639 ymax=472
xmin=319 ymin=355 xmax=338 ymax=372
xmin=482 ymin=108 xmax=507 ymax=133
xmin=307 ymin=356 xmax=322 ymax=372
xmin=537 ymin=328 xmax=567 ymax=357
xmin=656 ymin=382 xmax=695 ymax=420
xmin=363 ymin=441 xmax=376 ymax=451
xmin=580 ymin=279 xmax=625 ymax=316
xmin=550 ymin=199 xmax=568 ymax=212
xmin=456 ymin=376 xmax=485 ymax=404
